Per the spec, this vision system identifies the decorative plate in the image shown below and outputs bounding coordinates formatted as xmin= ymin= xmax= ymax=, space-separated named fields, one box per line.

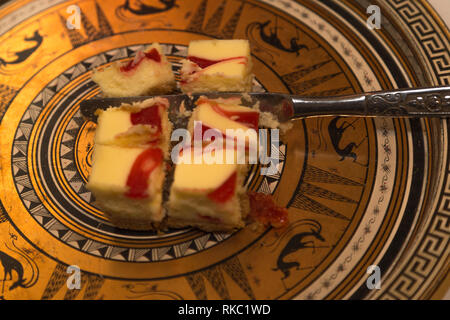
xmin=0 ymin=0 xmax=448 ymax=300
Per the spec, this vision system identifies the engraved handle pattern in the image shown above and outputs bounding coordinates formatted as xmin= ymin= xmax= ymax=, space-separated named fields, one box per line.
xmin=291 ymin=86 xmax=450 ymax=118
xmin=406 ymin=93 xmax=450 ymax=112
xmin=366 ymin=93 xmax=406 ymax=115
xmin=366 ymin=89 xmax=450 ymax=116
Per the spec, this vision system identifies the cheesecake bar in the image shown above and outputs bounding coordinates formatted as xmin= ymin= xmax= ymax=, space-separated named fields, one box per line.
xmin=179 ymin=40 xmax=254 ymax=93
xmin=188 ymin=97 xmax=259 ymax=152
xmin=94 ymin=97 xmax=172 ymax=156
xmin=87 ymin=99 xmax=172 ymax=230
xmin=87 ymin=145 xmax=165 ymax=230
xmin=168 ymin=146 xmax=249 ymax=232
xmin=92 ymin=43 xmax=176 ymax=97
xmin=167 ymin=97 xmax=259 ymax=232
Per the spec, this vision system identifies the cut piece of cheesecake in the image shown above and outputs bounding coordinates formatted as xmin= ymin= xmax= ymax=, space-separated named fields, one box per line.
xmin=166 ymin=97 xmax=258 ymax=232
xmin=188 ymin=97 xmax=260 ymax=152
xmin=179 ymin=39 xmax=254 ymax=93
xmin=91 ymin=43 xmax=176 ymax=97
xmin=168 ymin=146 xmax=249 ymax=232
xmin=87 ymin=98 xmax=172 ymax=230
xmin=94 ymin=97 xmax=172 ymax=156
xmin=87 ymin=144 xmax=165 ymax=230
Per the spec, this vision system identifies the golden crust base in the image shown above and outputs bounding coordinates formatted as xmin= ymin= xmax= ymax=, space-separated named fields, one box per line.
xmin=165 ymin=217 xmax=244 ymax=233
xmin=102 ymin=210 xmax=161 ymax=231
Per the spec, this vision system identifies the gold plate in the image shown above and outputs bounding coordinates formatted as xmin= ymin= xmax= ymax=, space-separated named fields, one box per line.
xmin=0 ymin=0 xmax=448 ymax=300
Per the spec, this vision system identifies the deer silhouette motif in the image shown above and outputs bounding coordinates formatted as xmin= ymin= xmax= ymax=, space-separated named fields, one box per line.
xmin=328 ymin=117 xmax=367 ymax=163
xmin=0 ymin=234 xmax=39 ymax=299
xmin=257 ymin=20 xmax=308 ymax=55
xmin=122 ymin=0 xmax=178 ymax=15
xmin=270 ymin=220 xmax=326 ymax=280
xmin=0 ymin=30 xmax=43 ymax=67
xmin=0 ymin=250 xmax=26 ymax=294
xmin=246 ymin=18 xmax=308 ymax=59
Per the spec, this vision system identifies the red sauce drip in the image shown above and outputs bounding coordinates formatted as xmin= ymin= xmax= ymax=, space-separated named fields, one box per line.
xmin=196 ymin=98 xmax=259 ymax=130
xmin=120 ymin=48 xmax=161 ymax=73
xmin=248 ymin=191 xmax=289 ymax=228
xmin=125 ymin=148 xmax=163 ymax=199
xmin=210 ymin=103 xmax=259 ymax=130
xmin=194 ymin=122 xmax=253 ymax=153
xmin=207 ymin=171 xmax=237 ymax=203
xmin=144 ymin=48 xmax=161 ymax=63
xmin=193 ymin=122 xmax=223 ymax=143
xmin=130 ymin=104 xmax=162 ymax=135
xmin=188 ymin=56 xmax=245 ymax=69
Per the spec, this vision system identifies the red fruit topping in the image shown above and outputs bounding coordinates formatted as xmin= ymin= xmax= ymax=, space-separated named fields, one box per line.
xmin=187 ymin=56 xmax=246 ymax=69
xmin=196 ymin=98 xmax=259 ymax=130
xmin=248 ymin=192 xmax=289 ymax=228
xmin=144 ymin=48 xmax=161 ymax=63
xmin=210 ymin=103 xmax=259 ymax=130
xmin=130 ymin=104 xmax=163 ymax=135
xmin=125 ymin=148 xmax=163 ymax=199
xmin=120 ymin=48 xmax=161 ymax=73
xmin=193 ymin=122 xmax=223 ymax=143
xmin=207 ymin=171 xmax=237 ymax=203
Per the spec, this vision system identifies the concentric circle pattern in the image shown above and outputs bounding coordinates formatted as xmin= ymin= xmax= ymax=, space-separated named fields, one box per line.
xmin=0 ymin=0 xmax=448 ymax=299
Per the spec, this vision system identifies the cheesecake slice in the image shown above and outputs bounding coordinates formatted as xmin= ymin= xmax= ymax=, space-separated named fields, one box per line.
xmin=87 ymin=99 xmax=172 ymax=230
xmin=94 ymin=97 xmax=172 ymax=157
xmin=87 ymin=144 xmax=165 ymax=230
xmin=92 ymin=43 xmax=176 ymax=97
xmin=188 ymin=97 xmax=259 ymax=153
xmin=179 ymin=40 xmax=254 ymax=93
xmin=167 ymin=97 xmax=259 ymax=232
xmin=168 ymin=146 xmax=249 ymax=232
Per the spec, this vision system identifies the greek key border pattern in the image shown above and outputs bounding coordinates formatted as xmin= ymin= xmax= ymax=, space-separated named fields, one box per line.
xmin=374 ymin=0 xmax=450 ymax=299
xmin=386 ymin=0 xmax=450 ymax=85
xmin=380 ymin=189 xmax=450 ymax=299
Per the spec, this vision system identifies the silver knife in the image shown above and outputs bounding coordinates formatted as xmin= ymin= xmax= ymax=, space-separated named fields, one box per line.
xmin=80 ymin=86 xmax=450 ymax=122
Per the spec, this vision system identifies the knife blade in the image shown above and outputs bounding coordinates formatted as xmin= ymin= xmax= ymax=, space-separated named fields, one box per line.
xmin=79 ymin=92 xmax=296 ymax=124
xmin=80 ymin=86 xmax=450 ymax=123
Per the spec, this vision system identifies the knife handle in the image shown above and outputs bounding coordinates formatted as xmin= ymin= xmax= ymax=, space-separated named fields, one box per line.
xmin=290 ymin=86 xmax=450 ymax=118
